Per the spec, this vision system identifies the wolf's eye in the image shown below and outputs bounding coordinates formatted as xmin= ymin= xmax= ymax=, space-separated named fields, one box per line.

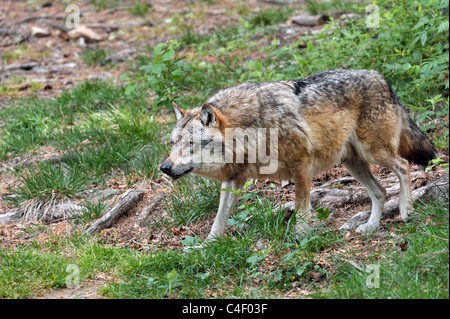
xmin=189 ymin=141 xmax=194 ymax=147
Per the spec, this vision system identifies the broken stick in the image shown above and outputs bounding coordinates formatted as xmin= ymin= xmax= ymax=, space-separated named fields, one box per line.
xmin=84 ymin=190 xmax=142 ymax=235
xmin=135 ymin=191 xmax=165 ymax=228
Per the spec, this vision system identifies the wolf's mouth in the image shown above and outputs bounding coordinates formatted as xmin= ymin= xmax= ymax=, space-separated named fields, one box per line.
xmin=169 ymin=167 xmax=193 ymax=180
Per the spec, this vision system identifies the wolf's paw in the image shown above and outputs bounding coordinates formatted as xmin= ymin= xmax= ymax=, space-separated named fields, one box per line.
xmin=355 ymin=222 xmax=379 ymax=234
xmin=188 ymin=244 xmax=206 ymax=250
xmin=275 ymin=201 xmax=296 ymax=214
xmin=183 ymin=242 xmax=209 ymax=251
xmin=400 ymin=209 xmax=413 ymax=222
xmin=294 ymin=221 xmax=313 ymax=237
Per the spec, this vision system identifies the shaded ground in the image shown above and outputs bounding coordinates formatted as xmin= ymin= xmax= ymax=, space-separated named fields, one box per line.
xmin=0 ymin=0 xmax=273 ymax=101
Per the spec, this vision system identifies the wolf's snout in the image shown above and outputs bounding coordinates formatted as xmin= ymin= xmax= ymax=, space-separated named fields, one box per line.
xmin=160 ymin=162 xmax=172 ymax=175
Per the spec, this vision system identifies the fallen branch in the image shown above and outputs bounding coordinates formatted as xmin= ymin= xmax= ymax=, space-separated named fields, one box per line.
xmin=21 ymin=199 xmax=84 ymax=223
xmin=84 ymin=23 xmax=120 ymax=32
xmin=135 ymin=191 xmax=165 ymax=228
xmin=290 ymin=14 xmax=328 ymax=26
xmin=0 ymin=62 xmax=39 ymax=74
xmin=16 ymin=15 xmax=66 ymax=25
xmin=37 ymin=19 xmax=70 ymax=33
xmin=68 ymin=25 xmax=103 ymax=42
xmin=0 ymin=210 xmax=22 ymax=225
xmin=84 ymin=190 xmax=142 ymax=235
xmin=0 ymin=28 xmax=28 ymax=47
xmin=0 ymin=28 xmax=23 ymax=36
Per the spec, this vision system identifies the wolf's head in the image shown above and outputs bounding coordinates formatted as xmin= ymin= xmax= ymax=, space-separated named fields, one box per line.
xmin=160 ymin=102 xmax=226 ymax=179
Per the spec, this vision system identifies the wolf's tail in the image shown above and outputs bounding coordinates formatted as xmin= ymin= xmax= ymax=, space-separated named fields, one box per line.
xmin=398 ymin=114 xmax=437 ymax=167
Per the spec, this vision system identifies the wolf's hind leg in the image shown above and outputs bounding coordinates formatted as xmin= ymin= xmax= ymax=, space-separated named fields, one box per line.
xmin=385 ymin=156 xmax=412 ymax=221
xmin=343 ymin=157 xmax=386 ymax=234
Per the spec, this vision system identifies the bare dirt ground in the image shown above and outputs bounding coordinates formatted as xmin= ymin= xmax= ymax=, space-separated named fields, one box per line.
xmin=0 ymin=0 xmax=448 ymax=299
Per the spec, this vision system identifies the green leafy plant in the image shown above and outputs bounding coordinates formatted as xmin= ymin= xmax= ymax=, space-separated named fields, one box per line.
xmin=125 ymin=41 xmax=187 ymax=109
xmin=289 ymin=0 xmax=449 ymax=115
xmin=315 ymin=207 xmax=330 ymax=221
xmin=165 ymin=270 xmax=179 ymax=298
xmin=181 ymin=235 xmax=200 ymax=248
xmin=426 ymin=157 xmax=449 ymax=173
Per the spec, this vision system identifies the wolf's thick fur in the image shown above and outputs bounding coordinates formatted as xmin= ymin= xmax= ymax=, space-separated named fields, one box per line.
xmin=161 ymin=69 xmax=437 ymax=241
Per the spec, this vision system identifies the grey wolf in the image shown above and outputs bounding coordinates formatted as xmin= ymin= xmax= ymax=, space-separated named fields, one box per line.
xmin=160 ymin=69 xmax=437 ymax=242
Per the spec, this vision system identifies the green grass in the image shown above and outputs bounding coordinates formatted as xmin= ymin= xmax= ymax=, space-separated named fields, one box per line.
xmin=305 ymin=0 xmax=363 ymax=15
xmin=0 ymin=248 xmax=70 ymax=298
xmin=316 ymin=197 xmax=449 ymax=298
xmin=246 ymin=7 xmax=293 ymax=27
xmin=13 ymin=162 xmax=87 ymax=203
xmin=0 ymin=193 xmax=447 ymax=298
xmin=90 ymin=0 xmax=119 ymax=11
xmin=127 ymin=1 xmax=151 ymax=17
xmin=160 ymin=176 xmax=220 ymax=228
xmin=0 ymin=80 xmax=151 ymax=159
xmin=1 ymin=80 xmax=168 ymax=205
xmin=0 ymin=236 xmax=143 ymax=298
xmin=81 ymin=46 xmax=107 ymax=66
xmin=72 ymin=200 xmax=109 ymax=225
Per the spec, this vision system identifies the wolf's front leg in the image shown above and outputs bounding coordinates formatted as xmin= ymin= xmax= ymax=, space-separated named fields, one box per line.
xmin=291 ymin=165 xmax=313 ymax=235
xmin=204 ymin=178 xmax=246 ymax=243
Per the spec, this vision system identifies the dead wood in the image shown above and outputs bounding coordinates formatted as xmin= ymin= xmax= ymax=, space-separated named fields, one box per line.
xmin=20 ymin=200 xmax=84 ymax=224
xmin=0 ymin=62 xmax=39 ymax=73
xmin=37 ymin=19 xmax=70 ymax=33
xmin=0 ymin=210 xmax=22 ymax=225
xmin=317 ymin=176 xmax=357 ymax=188
xmin=135 ymin=191 xmax=165 ymax=228
xmin=275 ymin=173 xmax=448 ymax=230
xmin=290 ymin=14 xmax=328 ymax=26
xmin=6 ymin=81 xmax=31 ymax=91
xmin=84 ymin=190 xmax=143 ymax=235
xmin=30 ymin=26 xmax=50 ymax=37
xmin=0 ymin=28 xmax=22 ymax=36
xmin=15 ymin=15 xmax=66 ymax=25
xmin=83 ymin=23 xmax=120 ymax=32
xmin=68 ymin=25 xmax=103 ymax=42
xmin=0 ymin=28 xmax=28 ymax=47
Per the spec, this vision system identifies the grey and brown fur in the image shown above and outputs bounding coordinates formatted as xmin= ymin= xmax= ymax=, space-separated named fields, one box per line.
xmin=161 ymin=69 xmax=437 ymax=242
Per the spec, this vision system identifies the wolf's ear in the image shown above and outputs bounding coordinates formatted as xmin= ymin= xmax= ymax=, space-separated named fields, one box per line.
xmin=200 ymin=103 xmax=218 ymax=127
xmin=172 ymin=102 xmax=185 ymax=121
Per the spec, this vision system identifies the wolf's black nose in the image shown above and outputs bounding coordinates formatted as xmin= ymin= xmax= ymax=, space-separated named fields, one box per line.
xmin=160 ymin=163 xmax=172 ymax=175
